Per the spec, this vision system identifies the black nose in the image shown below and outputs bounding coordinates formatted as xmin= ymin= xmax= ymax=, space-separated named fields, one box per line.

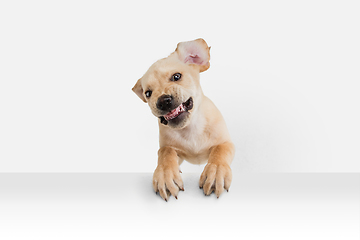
xmin=157 ymin=95 xmax=173 ymax=111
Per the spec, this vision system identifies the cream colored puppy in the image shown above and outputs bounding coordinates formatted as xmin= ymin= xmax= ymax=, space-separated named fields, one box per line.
xmin=132 ymin=39 xmax=234 ymax=201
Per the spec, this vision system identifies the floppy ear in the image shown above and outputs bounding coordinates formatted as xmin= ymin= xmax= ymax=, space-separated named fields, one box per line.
xmin=175 ymin=38 xmax=211 ymax=72
xmin=132 ymin=78 xmax=146 ymax=103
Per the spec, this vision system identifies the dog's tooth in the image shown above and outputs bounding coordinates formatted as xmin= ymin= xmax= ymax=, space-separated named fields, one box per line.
xmin=163 ymin=104 xmax=185 ymax=122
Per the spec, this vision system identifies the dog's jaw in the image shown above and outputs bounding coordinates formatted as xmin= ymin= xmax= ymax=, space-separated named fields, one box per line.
xmin=163 ymin=104 xmax=186 ymax=122
xmin=159 ymin=97 xmax=193 ymax=128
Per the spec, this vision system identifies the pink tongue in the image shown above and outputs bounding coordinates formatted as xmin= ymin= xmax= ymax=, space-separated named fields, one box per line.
xmin=164 ymin=104 xmax=183 ymax=120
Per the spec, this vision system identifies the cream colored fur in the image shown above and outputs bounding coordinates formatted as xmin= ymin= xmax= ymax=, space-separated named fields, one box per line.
xmin=132 ymin=39 xmax=234 ymax=201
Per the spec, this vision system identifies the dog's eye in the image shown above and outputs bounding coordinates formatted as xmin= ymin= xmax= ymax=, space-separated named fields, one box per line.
xmin=171 ymin=73 xmax=182 ymax=81
xmin=145 ymin=90 xmax=152 ymax=98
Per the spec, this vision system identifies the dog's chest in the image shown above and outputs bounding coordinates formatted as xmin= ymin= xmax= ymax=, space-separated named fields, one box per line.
xmin=180 ymin=131 xmax=207 ymax=152
xmin=166 ymin=123 xmax=214 ymax=163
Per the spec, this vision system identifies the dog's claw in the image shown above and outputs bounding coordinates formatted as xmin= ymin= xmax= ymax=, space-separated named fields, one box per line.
xmin=153 ymin=161 xmax=184 ymax=202
xmin=199 ymin=162 xmax=232 ymax=198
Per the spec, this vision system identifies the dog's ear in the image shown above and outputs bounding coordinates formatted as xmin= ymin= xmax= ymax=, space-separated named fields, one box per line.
xmin=175 ymin=38 xmax=210 ymax=72
xmin=132 ymin=78 xmax=146 ymax=103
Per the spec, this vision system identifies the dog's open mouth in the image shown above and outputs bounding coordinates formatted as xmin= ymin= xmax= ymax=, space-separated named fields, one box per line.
xmin=160 ymin=97 xmax=193 ymax=125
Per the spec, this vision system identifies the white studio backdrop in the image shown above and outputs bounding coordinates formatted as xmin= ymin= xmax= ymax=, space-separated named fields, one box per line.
xmin=0 ymin=0 xmax=359 ymax=173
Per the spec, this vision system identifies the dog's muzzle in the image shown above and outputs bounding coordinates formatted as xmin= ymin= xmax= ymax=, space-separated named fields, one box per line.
xmin=159 ymin=97 xmax=193 ymax=125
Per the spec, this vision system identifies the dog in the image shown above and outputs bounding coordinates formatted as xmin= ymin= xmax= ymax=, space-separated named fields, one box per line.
xmin=132 ymin=38 xmax=234 ymax=201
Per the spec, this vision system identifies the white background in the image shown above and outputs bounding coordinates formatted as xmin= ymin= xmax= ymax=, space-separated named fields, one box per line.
xmin=1 ymin=173 xmax=359 ymax=240
xmin=1 ymin=0 xmax=359 ymax=173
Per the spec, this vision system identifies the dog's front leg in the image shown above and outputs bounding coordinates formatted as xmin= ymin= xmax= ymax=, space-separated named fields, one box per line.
xmin=199 ymin=142 xmax=235 ymax=198
xmin=152 ymin=146 xmax=184 ymax=201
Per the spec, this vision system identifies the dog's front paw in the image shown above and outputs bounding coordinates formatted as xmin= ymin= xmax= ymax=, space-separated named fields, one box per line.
xmin=199 ymin=162 xmax=232 ymax=198
xmin=152 ymin=164 xmax=184 ymax=202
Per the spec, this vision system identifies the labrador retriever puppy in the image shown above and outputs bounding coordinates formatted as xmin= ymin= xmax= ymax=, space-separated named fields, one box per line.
xmin=132 ymin=39 xmax=234 ymax=201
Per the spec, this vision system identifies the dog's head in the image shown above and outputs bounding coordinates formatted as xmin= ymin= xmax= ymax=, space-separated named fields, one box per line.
xmin=132 ymin=38 xmax=211 ymax=129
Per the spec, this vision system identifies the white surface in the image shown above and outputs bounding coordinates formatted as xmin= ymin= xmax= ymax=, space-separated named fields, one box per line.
xmin=0 ymin=173 xmax=359 ymax=240
xmin=1 ymin=1 xmax=360 ymax=172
